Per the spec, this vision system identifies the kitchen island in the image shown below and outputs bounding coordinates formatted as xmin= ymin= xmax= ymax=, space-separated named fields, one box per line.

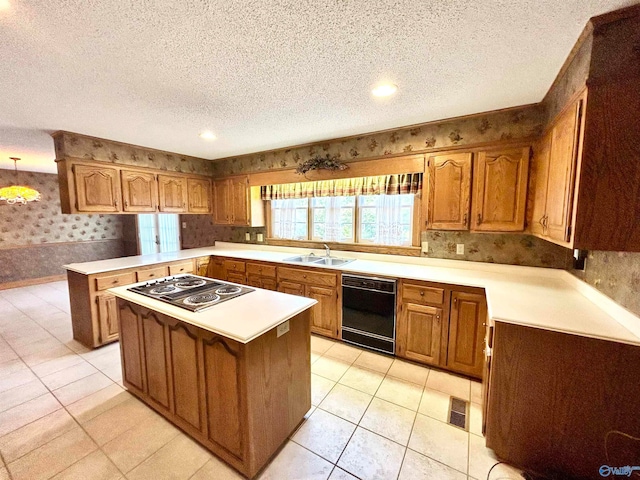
xmin=109 ymin=277 xmax=316 ymax=479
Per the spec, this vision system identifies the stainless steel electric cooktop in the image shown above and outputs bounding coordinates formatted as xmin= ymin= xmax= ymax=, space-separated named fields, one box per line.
xmin=127 ymin=274 xmax=254 ymax=312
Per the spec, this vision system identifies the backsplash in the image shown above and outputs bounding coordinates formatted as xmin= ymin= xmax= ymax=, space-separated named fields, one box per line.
xmin=422 ymin=231 xmax=572 ymax=269
xmin=179 ymin=215 xmax=266 ymax=249
xmin=53 ymin=131 xmax=212 ymax=175
xmin=211 ymin=104 xmax=544 ymax=177
xmin=571 ymin=251 xmax=640 ymax=317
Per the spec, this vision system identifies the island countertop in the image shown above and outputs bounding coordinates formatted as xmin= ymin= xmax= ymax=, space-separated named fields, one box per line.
xmin=71 ymin=241 xmax=640 ymax=347
xmin=109 ymin=275 xmax=317 ymax=343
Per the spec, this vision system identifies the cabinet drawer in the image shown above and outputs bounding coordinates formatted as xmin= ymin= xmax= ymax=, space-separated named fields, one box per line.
xmin=278 ymin=267 xmax=337 ymax=287
xmin=95 ymin=272 xmax=136 ymax=291
xmin=246 ymin=263 xmax=276 ymax=278
xmin=402 ymin=283 xmax=445 ymax=305
xmin=168 ymin=261 xmax=194 ymax=275
xmin=224 ymin=260 xmax=246 ymax=273
xmin=136 ymin=266 xmax=168 ymax=282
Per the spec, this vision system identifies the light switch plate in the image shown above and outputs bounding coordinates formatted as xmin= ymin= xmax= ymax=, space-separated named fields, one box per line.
xmin=245 ymin=232 xmax=251 ymax=241
xmin=456 ymin=244 xmax=464 ymax=255
xmin=182 ymin=222 xmax=186 ymax=228
xmin=421 ymin=241 xmax=429 ymax=254
xmin=277 ymin=321 xmax=290 ymax=338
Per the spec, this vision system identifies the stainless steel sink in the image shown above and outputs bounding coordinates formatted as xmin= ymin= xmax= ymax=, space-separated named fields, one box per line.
xmin=314 ymin=257 xmax=355 ymax=266
xmin=283 ymin=255 xmax=324 ymax=264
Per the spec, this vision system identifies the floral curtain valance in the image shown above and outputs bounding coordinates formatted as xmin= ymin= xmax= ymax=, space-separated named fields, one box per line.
xmin=260 ymin=173 xmax=422 ymax=200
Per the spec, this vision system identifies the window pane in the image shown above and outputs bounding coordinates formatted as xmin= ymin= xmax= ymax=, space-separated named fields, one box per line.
xmin=357 ymin=194 xmax=414 ymax=246
xmin=271 ymin=198 xmax=309 ymax=240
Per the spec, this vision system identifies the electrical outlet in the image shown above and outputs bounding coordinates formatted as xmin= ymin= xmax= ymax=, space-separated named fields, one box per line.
xmin=245 ymin=232 xmax=251 ymax=241
xmin=257 ymin=233 xmax=264 ymax=242
xmin=276 ymin=321 xmax=290 ymax=337
xmin=181 ymin=222 xmax=186 ymax=228
xmin=456 ymin=244 xmax=464 ymax=255
xmin=421 ymin=241 xmax=429 ymax=254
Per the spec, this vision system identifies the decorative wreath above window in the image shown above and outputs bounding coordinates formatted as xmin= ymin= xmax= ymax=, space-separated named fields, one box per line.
xmin=295 ymin=154 xmax=348 ymax=175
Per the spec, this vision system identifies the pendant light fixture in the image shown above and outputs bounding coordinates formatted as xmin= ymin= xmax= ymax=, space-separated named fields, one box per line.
xmin=0 ymin=158 xmax=42 ymax=205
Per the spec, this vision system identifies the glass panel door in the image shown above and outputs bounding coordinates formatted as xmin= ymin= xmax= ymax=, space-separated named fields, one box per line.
xmin=137 ymin=214 xmax=180 ymax=254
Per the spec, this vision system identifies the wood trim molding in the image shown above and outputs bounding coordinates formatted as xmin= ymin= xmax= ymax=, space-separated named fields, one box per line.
xmin=266 ymin=238 xmax=421 ymax=257
xmin=56 ymin=156 xmax=212 ymax=180
xmin=243 ymin=139 xmax=537 ymax=186
xmin=0 ymin=274 xmax=66 ymax=290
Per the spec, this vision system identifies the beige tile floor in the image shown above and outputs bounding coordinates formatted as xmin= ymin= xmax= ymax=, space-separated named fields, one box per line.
xmin=0 ymin=281 xmax=524 ymax=480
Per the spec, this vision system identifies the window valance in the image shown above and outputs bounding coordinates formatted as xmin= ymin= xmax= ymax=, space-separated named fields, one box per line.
xmin=260 ymin=173 xmax=422 ymax=200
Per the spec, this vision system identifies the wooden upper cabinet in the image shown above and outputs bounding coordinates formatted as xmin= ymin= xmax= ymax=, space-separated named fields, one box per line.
xmin=213 ymin=179 xmax=230 ymax=224
xmin=545 ymin=101 xmax=581 ymax=243
xmin=158 ymin=175 xmax=188 ymax=213
xmin=213 ymin=176 xmax=250 ymax=225
xmin=231 ymin=177 xmax=250 ymax=225
xmin=471 ymin=147 xmax=530 ymax=232
xmin=426 ymin=153 xmax=472 ymax=230
xmin=530 ymin=135 xmax=552 ymax=237
xmin=187 ymin=178 xmax=211 ymax=214
xmin=121 ymin=170 xmax=158 ymax=212
xmin=73 ymin=164 xmax=121 ymax=212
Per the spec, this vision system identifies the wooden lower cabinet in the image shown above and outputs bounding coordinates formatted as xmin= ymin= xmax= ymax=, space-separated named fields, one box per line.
xmin=117 ymin=299 xmax=311 ymax=478
xmin=446 ymin=292 xmax=486 ymax=377
xmin=485 ymin=321 xmax=640 ymax=479
xmin=277 ymin=267 xmax=340 ymax=339
xmin=397 ymin=303 xmax=443 ymax=365
xmin=396 ymin=280 xmax=485 ymax=379
xmin=96 ymin=294 xmax=119 ymax=344
xmin=68 ymin=259 xmax=196 ymax=348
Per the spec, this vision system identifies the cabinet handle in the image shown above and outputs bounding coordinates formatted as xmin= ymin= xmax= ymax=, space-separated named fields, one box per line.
xmin=477 ymin=213 xmax=482 ymax=225
xmin=463 ymin=213 xmax=467 ymax=226
xmin=453 ymin=297 xmax=458 ymax=306
xmin=149 ymin=273 xmax=155 ymax=277
xmin=436 ymin=315 xmax=440 ymax=320
xmin=419 ymin=290 xmax=424 ymax=296
xmin=124 ymin=200 xmax=128 ymax=208
xmin=303 ymin=274 xmax=307 ymax=279
xmin=112 ymin=280 xmax=118 ymax=284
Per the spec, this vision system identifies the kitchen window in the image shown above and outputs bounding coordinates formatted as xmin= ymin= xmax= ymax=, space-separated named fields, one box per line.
xmin=270 ymin=194 xmax=415 ymax=246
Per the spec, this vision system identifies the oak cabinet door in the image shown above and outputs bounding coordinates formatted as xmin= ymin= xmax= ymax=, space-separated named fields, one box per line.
xmin=121 ymin=170 xmax=158 ymax=212
xmin=278 ymin=281 xmax=305 ymax=297
xmin=226 ymin=272 xmax=246 ymax=285
xmin=141 ymin=312 xmax=171 ymax=410
xmin=447 ymin=291 xmax=486 ymax=378
xmin=260 ymin=277 xmax=277 ymax=291
xmin=73 ymin=164 xmax=121 ymax=212
xmin=203 ymin=338 xmax=243 ymax=459
xmin=472 ymin=147 xmax=530 ymax=232
xmin=169 ymin=324 xmax=202 ymax=431
xmin=427 ymin=153 xmax=472 ymax=230
xmin=546 ymin=100 xmax=582 ymax=242
xmin=213 ymin=179 xmax=230 ymax=224
xmin=306 ymin=286 xmax=338 ymax=338
xmin=230 ymin=177 xmax=250 ymax=226
xmin=97 ymin=294 xmax=119 ymax=344
xmin=118 ymin=303 xmax=145 ymax=393
xmin=187 ymin=178 xmax=212 ymax=214
xmin=530 ymin=136 xmax=552 ymax=236
xmin=158 ymin=175 xmax=188 ymax=213
xmin=396 ymin=303 xmax=442 ymax=366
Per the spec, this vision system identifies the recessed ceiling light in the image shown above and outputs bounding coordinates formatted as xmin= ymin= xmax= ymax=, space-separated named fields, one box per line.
xmin=0 ymin=0 xmax=11 ymax=11
xmin=199 ymin=131 xmax=217 ymax=141
xmin=372 ymin=83 xmax=398 ymax=97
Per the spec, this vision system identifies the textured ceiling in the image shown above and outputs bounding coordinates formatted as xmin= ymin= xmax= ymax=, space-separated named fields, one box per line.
xmin=0 ymin=0 xmax=634 ymax=173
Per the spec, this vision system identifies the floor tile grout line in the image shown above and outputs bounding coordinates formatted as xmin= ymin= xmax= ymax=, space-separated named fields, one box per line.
xmin=394 ymin=379 xmax=423 ymax=480
xmin=0 ymin=328 xmax=140 ymax=479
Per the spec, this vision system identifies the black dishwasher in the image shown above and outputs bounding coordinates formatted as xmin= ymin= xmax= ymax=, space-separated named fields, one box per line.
xmin=341 ymin=274 xmax=396 ymax=354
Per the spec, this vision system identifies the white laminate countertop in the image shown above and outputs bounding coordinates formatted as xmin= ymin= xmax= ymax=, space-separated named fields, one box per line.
xmin=71 ymin=241 xmax=640 ymax=347
xmin=109 ymin=276 xmax=317 ymax=344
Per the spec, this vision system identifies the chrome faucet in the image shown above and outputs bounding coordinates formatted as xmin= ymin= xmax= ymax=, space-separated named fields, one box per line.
xmin=323 ymin=244 xmax=331 ymax=257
